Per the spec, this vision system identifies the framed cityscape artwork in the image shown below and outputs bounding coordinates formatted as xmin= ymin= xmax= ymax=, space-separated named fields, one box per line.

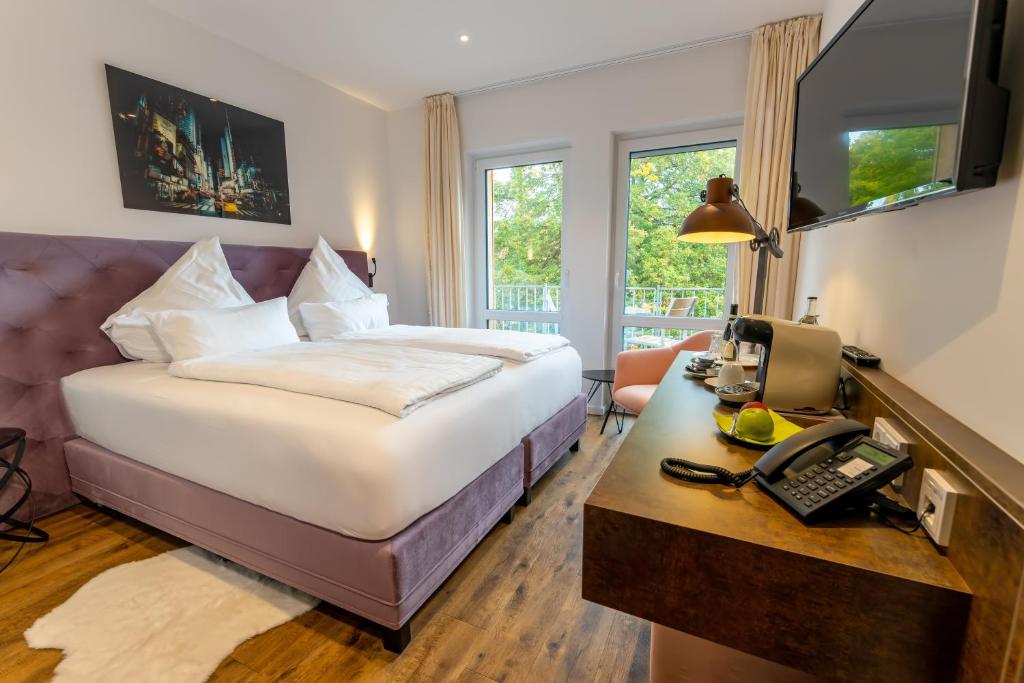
xmin=104 ymin=64 xmax=291 ymax=225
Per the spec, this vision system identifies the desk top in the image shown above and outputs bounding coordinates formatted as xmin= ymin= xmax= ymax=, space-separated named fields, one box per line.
xmin=582 ymin=352 xmax=970 ymax=681
xmin=587 ymin=352 xmax=965 ymax=589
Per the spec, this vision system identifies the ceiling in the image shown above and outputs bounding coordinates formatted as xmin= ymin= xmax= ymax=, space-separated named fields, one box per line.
xmin=149 ymin=0 xmax=824 ymax=111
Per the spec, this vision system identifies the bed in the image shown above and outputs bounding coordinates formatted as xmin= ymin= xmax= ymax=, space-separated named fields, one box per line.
xmin=62 ymin=350 xmax=582 ymax=541
xmin=0 ymin=231 xmax=586 ymax=651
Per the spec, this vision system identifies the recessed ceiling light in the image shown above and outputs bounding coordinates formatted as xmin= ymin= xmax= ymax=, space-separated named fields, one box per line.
xmin=209 ymin=97 xmax=218 ymax=102
xmin=459 ymin=34 xmax=470 ymax=43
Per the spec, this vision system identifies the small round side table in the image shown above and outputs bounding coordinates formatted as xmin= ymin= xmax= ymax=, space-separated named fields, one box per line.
xmin=583 ymin=369 xmax=624 ymax=435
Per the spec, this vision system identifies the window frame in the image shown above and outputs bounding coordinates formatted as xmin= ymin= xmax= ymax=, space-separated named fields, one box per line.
xmin=471 ymin=148 xmax=569 ymax=333
xmin=609 ymin=127 xmax=742 ymax=355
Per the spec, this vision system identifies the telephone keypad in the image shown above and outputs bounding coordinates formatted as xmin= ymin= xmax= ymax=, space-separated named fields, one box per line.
xmin=782 ymin=457 xmax=863 ymax=511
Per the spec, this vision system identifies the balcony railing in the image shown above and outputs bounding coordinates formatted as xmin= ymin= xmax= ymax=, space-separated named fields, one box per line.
xmin=491 ymin=284 xmax=725 ymax=318
xmin=624 ymin=286 xmax=725 ymax=319
xmin=491 ymin=284 xmax=562 ymax=312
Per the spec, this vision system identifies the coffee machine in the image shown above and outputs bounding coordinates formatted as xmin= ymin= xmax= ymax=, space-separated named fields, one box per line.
xmin=731 ymin=315 xmax=842 ymax=414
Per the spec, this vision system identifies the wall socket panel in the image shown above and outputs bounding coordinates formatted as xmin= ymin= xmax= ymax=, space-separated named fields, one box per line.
xmin=872 ymin=417 xmax=913 ymax=492
xmin=918 ymin=469 xmax=960 ymax=547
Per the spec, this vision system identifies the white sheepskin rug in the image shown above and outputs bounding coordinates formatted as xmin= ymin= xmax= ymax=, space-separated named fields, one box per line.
xmin=24 ymin=546 xmax=319 ymax=682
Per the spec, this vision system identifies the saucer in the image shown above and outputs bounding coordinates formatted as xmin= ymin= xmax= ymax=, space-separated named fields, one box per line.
xmin=714 ymin=353 xmax=760 ymax=368
xmin=684 ymin=363 xmax=717 ymax=379
xmin=715 ymin=382 xmax=760 ymax=405
xmin=704 ymin=376 xmax=757 ymax=389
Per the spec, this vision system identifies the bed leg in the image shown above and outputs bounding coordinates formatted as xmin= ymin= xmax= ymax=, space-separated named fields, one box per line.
xmin=381 ymin=623 xmax=412 ymax=653
xmin=569 ymin=439 xmax=580 ymax=452
xmin=500 ymin=506 xmax=515 ymax=524
xmin=517 ymin=488 xmax=533 ymax=507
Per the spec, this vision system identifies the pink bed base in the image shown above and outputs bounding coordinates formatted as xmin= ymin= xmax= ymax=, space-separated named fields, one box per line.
xmin=65 ymin=390 xmax=584 ymax=651
xmin=65 ymin=438 xmax=526 ymax=650
xmin=68 ymin=389 xmax=585 ymax=651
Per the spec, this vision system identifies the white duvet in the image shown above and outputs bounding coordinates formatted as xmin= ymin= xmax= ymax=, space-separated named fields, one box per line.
xmin=168 ymin=341 xmax=502 ymax=417
xmin=339 ymin=325 xmax=570 ymax=362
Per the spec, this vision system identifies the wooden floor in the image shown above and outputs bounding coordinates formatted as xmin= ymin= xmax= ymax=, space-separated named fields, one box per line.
xmin=0 ymin=416 xmax=649 ymax=682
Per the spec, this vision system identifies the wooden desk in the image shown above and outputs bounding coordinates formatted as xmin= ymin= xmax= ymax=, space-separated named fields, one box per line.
xmin=582 ymin=353 xmax=971 ymax=682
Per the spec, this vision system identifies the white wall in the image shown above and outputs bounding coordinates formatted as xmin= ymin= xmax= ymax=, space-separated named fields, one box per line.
xmin=0 ymin=0 xmax=396 ymax=297
xmin=795 ymin=0 xmax=1024 ymax=461
xmin=385 ymin=105 xmax=429 ymax=326
xmin=387 ymin=39 xmax=751 ymax=370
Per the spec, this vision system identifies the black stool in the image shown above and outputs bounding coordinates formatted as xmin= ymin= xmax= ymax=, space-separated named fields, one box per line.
xmin=0 ymin=428 xmax=49 ymax=571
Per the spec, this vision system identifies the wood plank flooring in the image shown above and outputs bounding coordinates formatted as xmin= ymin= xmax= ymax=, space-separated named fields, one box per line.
xmin=0 ymin=416 xmax=648 ymax=682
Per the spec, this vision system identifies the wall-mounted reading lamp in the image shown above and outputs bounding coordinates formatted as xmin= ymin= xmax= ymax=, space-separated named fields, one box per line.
xmin=368 ymin=257 xmax=378 ymax=288
xmin=677 ymin=175 xmax=784 ymax=316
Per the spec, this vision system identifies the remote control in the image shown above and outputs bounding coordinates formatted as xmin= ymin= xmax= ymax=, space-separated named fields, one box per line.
xmin=842 ymin=345 xmax=881 ymax=366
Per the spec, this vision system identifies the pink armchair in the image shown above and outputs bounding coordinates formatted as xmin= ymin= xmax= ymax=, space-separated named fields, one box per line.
xmin=612 ymin=331 xmax=716 ymax=416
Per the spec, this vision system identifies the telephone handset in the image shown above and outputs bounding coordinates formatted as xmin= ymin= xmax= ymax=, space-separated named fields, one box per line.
xmin=661 ymin=419 xmax=914 ymax=522
xmin=753 ymin=419 xmax=869 ymax=482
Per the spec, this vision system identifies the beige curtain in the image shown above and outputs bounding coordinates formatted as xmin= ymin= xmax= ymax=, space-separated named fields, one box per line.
xmin=424 ymin=93 xmax=467 ymax=327
xmin=736 ymin=15 xmax=821 ymax=319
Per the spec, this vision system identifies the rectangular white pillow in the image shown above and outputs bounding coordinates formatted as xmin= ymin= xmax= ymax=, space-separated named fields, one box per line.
xmin=287 ymin=235 xmax=373 ymax=337
xmin=300 ymin=294 xmax=390 ymax=341
xmin=101 ymin=237 xmax=254 ymax=362
xmin=145 ymin=297 xmax=299 ymax=362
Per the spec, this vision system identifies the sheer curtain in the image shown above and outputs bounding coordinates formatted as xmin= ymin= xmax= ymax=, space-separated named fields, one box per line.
xmin=423 ymin=93 xmax=467 ymax=327
xmin=736 ymin=15 xmax=821 ymax=319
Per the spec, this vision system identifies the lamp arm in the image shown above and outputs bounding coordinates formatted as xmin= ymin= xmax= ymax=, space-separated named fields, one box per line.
xmin=734 ymin=192 xmax=784 ymax=259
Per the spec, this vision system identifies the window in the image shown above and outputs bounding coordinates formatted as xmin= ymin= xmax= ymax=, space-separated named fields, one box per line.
xmin=611 ymin=130 xmax=739 ymax=351
xmin=474 ymin=151 xmax=565 ymax=334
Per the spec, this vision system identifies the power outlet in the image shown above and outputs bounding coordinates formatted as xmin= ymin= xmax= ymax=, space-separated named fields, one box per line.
xmin=918 ymin=469 xmax=960 ymax=547
xmin=872 ymin=417 xmax=913 ymax=492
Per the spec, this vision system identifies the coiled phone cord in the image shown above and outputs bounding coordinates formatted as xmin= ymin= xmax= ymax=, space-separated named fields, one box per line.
xmin=660 ymin=458 xmax=756 ymax=487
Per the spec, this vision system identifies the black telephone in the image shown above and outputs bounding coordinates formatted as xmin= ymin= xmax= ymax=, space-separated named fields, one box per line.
xmin=661 ymin=419 xmax=914 ymax=522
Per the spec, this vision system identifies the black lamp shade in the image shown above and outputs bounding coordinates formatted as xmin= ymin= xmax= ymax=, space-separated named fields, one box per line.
xmin=678 ymin=176 xmax=757 ymax=244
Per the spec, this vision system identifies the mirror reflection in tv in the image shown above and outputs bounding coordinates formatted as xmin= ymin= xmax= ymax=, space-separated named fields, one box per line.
xmin=789 ymin=0 xmax=1010 ymax=231
xmin=847 ymin=124 xmax=957 ymax=209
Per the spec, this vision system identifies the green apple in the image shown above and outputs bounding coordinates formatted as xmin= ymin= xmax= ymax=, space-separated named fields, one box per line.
xmin=736 ymin=407 xmax=774 ymax=441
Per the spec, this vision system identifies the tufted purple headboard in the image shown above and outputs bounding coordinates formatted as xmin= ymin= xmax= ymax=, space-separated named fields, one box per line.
xmin=0 ymin=231 xmax=368 ymax=522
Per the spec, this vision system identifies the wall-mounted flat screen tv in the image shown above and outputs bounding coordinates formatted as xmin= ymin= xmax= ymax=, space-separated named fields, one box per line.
xmin=788 ymin=0 xmax=1010 ymax=232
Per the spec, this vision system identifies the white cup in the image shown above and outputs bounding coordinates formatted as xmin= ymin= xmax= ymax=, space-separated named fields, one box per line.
xmin=717 ymin=361 xmax=745 ymax=387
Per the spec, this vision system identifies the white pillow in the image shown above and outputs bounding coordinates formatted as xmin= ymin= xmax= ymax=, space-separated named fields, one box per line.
xmin=300 ymin=294 xmax=390 ymax=341
xmin=100 ymin=237 xmax=254 ymax=362
xmin=145 ymin=297 xmax=299 ymax=362
xmin=287 ymin=235 xmax=373 ymax=337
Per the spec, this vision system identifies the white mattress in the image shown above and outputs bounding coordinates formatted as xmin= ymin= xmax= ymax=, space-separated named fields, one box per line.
xmin=62 ymin=348 xmax=582 ymax=540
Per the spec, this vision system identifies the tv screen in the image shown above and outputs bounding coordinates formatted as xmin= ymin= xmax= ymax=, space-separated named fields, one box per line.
xmin=788 ymin=0 xmax=1009 ymax=231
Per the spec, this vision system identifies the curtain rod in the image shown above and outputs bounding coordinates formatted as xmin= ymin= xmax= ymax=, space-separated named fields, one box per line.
xmin=453 ymin=30 xmax=752 ymax=98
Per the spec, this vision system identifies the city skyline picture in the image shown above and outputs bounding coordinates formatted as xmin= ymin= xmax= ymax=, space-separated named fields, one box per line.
xmin=105 ymin=65 xmax=291 ymax=225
